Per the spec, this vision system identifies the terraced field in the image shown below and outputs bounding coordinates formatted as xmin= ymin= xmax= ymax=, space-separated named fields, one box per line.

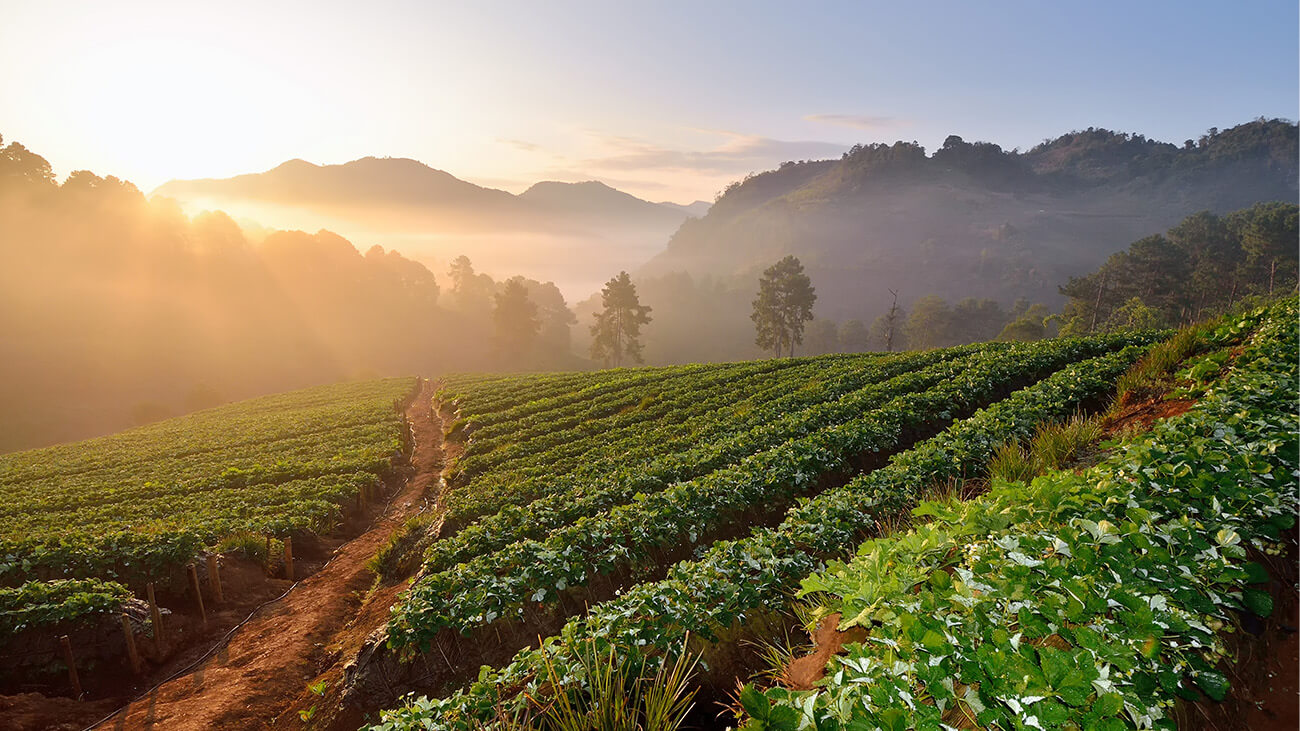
xmin=5 ymin=300 xmax=1295 ymax=731
xmin=335 ymin=332 xmax=1168 ymax=722
xmin=359 ymin=301 xmax=1296 ymax=731
xmin=0 ymin=378 xmax=415 ymax=639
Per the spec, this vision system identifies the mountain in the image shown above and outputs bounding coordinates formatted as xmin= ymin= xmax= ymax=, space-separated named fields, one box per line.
xmin=517 ymin=180 xmax=705 ymax=226
xmin=619 ymin=118 xmax=1297 ymax=361
xmin=156 ymin=159 xmax=709 ymax=297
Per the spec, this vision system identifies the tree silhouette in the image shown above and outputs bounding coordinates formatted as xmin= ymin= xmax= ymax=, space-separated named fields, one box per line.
xmin=492 ymin=277 xmax=540 ymax=363
xmin=903 ymin=295 xmax=952 ymax=350
xmin=838 ymin=319 xmax=870 ymax=352
xmin=447 ymin=255 xmax=493 ymax=314
xmin=590 ymin=271 xmax=652 ymax=367
xmin=751 ymin=255 xmax=817 ymax=357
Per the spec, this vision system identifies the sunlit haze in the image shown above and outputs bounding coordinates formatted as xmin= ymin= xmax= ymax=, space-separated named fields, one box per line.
xmin=2 ymin=0 xmax=1296 ymax=202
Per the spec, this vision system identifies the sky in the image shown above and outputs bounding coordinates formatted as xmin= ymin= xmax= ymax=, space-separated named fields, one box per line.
xmin=1 ymin=0 xmax=1296 ymax=204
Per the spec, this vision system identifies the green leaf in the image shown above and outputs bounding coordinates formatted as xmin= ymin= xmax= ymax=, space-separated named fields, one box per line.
xmin=738 ymin=685 xmax=770 ymax=719
xmin=1244 ymin=588 xmax=1274 ymax=618
xmin=767 ymin=705 xmax=801 ymax=731
xmin=1243 ymin=562 xmax=1271 ymax=584
xmin=1196 ymin=670 xmax=1231 ymax=702
xmin=878 ymin=708 xmax=909 ymax=731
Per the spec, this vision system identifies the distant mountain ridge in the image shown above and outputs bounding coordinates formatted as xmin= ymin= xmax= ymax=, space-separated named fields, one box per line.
xmin=154 ymin=157 xmax=708 ymax=231
xmin=154 ymin=156 xmax=711 ymax=298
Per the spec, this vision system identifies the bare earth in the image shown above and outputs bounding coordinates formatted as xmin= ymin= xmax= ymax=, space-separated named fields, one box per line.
xmin=97 ymin=378 xmax=444 ymax=731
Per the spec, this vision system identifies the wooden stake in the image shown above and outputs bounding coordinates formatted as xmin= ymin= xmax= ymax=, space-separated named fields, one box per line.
xmin=59 ymin=635 xmax=81 ymax=698
xmin=206 ymin=553 xmax=224 ymax=604
xmin=119 ymin=614 xmax=141 ymax=674
xmin=146 ymin=582 xmax=164 ymax=652
xmin=283 ymin=536 xmax=295 ymax=581
xmin=187 ymin=563 xmax=207 ymax=630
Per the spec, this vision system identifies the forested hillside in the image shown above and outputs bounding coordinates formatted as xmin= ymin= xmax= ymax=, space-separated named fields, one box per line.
xmin=0 ymin=138 xmax=581 ymax=453
xmin=619 ymin=119 xmax=1297 ymax=362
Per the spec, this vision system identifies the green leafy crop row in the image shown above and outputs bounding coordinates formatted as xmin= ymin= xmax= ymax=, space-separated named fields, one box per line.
xmin=0 ymin=378 xmax=415 ymax=640
xmin=741 ymin=300 xmax=1297 ymax=731
xmin=367 ymin=334 xmax=1153 ymax=729
xmin=387 ymin=337 xmax=1138 ymax=653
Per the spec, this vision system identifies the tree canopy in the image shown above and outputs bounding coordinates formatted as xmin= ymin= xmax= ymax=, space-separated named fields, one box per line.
xmin=492 ymin=277 xmax=541 ymax=362
xmin=589 ymin=271 xmax=652 ymax=367
xmin=751 ymin=255 xmax=817 ymax=357
xmin=1058 ymin=202 xmax=1298 ymax=332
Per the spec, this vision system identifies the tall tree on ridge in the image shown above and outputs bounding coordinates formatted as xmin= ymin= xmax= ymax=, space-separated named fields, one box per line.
xmin=751 ymin=255 xmax=817 ymax=358
xmin=590 ymin=271 xmax=652 ymax=367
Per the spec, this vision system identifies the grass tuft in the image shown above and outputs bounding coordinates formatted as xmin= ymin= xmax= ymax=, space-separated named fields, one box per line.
xmin=988 ymin=414 xmax=1104 ymax=484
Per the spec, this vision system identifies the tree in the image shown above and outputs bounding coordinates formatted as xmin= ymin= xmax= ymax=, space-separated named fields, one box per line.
xmin=997 ymin=303 xmax=1052 ymax=342
xmin=518 ymin=279 xmax=577 ymax=361
xmin=1230 ymin=202 xmax=1299 ymax=295
xmin=751 ymin=255 xmax=817 ymax=357
xmin=1167 ymin=211 xmax=1237 ymax=319
xmin=0 ymin=137 xmax=57 ymax=190
xmin=1109 ymin=297 xmax=1162 ymax=331
xmin=838 ymin=319 xmax=870 ymax=352
xmin=880 ymin=289 xmax=903 ymax=351
xmin=590 ymin=271 xmax=653 ymax=367
xmin=803 ymin=319 xmax=840 ymax=355
xmin=903 ymin=295 xmax=953 ymax=350
xmin=492 ymin=277 xmax=540 ymax=362
xmin=952 ymin=297 xmax=1007 ymax=343
xmin=447 ymin=255 xmax=493 ymax=314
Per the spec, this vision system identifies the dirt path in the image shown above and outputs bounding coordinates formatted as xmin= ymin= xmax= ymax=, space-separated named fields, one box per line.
xmin=98 ymin=378 xmax=445 ymax=731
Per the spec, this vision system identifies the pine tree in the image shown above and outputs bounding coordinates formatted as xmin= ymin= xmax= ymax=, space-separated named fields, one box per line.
xmin=751 ymin=255 xmax=817 ymax=357
xmin=589 ymin=272 xmax=652 ymax=367
xmin=492 ymin=277 xmax=540 ymax=363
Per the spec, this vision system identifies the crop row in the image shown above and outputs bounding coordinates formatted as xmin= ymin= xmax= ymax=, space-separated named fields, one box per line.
xmin=449 ymin=358 xmax=812 ymax=479
xmin=0 ymin=578 xmax=132 ymax=635
xmin=0 ymin=377 xmax=416 ymax=637
xmin=422 ymin=348 xmax=988 ymax=575
xmin=386 ymin=335 xmax=1142 ymax=655
xmin=366 ymin=337 xmax=1153 ymax=729
xmin=441 ymin=348 xmax=968 ymax=531
xmin=444 ymin=363 xmax=726 ymax=434
xmin=742 ymin=299 xmax=1298 ymax=730
xmin=453 ymin=357 xmax=837 ymax=483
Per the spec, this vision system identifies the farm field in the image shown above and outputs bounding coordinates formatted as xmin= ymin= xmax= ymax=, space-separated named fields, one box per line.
xmin=360 ymin=301 xmax=1297 ymax=730
xmin=332 ymin=332 xmax=1157 ymax=722
xmin=3 ymin=301 xmax=1297 ymax=731
xmin=0 ymin=378 xmax=416 ymax=666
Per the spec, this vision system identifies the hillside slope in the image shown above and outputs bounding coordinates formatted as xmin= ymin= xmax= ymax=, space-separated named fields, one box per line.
xmin=639 ymin=118 xmax=1298 ymax=325
xmin=156 ymin=158 xmax=708 ymax=297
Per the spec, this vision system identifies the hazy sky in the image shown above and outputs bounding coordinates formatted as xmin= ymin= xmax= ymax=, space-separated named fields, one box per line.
xmin=2 ymin=0 xmax=1296 ymax=203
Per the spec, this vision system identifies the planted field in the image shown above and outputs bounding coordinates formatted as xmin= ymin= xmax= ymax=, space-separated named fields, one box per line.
xmin=0 ymin=377 xmax=415 ymax=639
xmin=739 ymin=299 xmax=1299 ymax=729
xmin=364 ymin=301 xmax=1297 ymax=731
xmin=343 ymin=332 xmax=1161 ymax=723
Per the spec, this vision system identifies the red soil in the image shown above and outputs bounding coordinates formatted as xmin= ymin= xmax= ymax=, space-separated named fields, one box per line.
xmin=781 ymin=613 xmax=869 ymax=690
xmin=63 ymin=378 xmax=448 ymax=731
xmin=1103 ymin=397 xmax=1196 ymax=435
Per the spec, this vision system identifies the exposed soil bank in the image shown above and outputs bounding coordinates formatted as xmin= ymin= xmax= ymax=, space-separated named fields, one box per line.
xmin=55 ymin=378 xmax=447 ymax=731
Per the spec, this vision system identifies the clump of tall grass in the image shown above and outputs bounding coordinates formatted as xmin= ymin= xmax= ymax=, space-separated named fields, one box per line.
xmin=216 ymin=531 xmax=280 ymax=569
xmin=369 ymin=513 xmax=439 ymax=580
xmin=988 ymin=414 xmax=1104 ymax=483
xmin=509 ymin=638 xmax=698 ymax=731
xmin=1113 ymin=325 xmax=1208 ymax=405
